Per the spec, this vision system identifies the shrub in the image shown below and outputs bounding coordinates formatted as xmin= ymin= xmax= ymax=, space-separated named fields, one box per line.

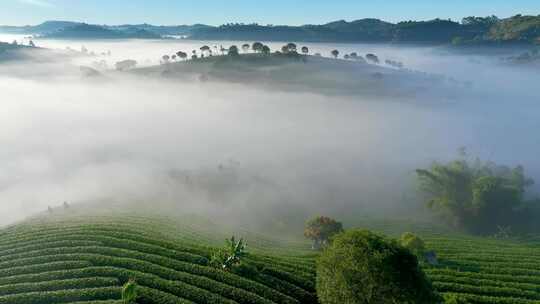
xmin=399 ymin=232 xmax=427 ymax=258
xmin=316 ymin=229 xmax=439 ymax=304
xmin=231 ymin=262 xmax=259 ymax=279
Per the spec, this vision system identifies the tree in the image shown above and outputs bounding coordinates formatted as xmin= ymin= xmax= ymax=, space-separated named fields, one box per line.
xmin=350 ymin=52 xmax=358 ymax=59
xmin=344 ymin=54 xmax=350 ymax=59
xmin=252 ymin=42 xmax=264 ymax=53
xmin=122 ymin=279 xmax=137 ymax=304
xmin=200 ymin=45 xmax=211 ymax=56
xmin=304 ymin=216 xmax=343 ymax=250
xmin=261 ymin=45 xmax=271 ymax=55
xmin=162 ymin=55 xmax=170 ymax=63
xmin=242 ymin=43 xmax=250 ymax=53
xmin=331 ymin=49 xmax=339 ymax=58
xmin=416 ymin=152 xmax=535 ymax=234
xmin=172 ymin=54 xmax=177 ymax=61
xmin=176 ymin=51 xmax=187 ymax=60
xmin=286 ymin=43 xmax=297 ymax=53
xmin=317 ymin=229 xmax=439 ymax=304
xmin=462 ymin=15 xmax=499 ymax=28
xmin=399 ymin=232 xmax=426 ymax=258
xmin=29 ymin=40 xmax=36 ymax=47
xmin=366 ymin=53 xmax=380 ymax=64
xmin=228 ymin=45 xmax=239 ymax=56
xmin=301 ymin=46 xmax=309 ymax=55
xmin=281 ymin=45 xmax=289 ymax=53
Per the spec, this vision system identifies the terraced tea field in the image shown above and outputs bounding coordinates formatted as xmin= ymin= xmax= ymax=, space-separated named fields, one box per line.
xmin=1 ymin=212 xmax=540 ymax=304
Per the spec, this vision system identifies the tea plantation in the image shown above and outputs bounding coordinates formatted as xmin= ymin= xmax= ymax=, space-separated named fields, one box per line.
xmin=1 ymin=212 xmax=540 ymax=304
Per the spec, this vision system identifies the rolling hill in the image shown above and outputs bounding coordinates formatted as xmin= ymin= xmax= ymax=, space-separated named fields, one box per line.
xmin=42 ymin=24 xmax=162 ymax=40
xmin=2 ymin=208 xmax=540 ymax=304
xmin=131 ymin=53 xmax=466 ymax=100
xmin=2 ymin=15 xmax=539 ymax=44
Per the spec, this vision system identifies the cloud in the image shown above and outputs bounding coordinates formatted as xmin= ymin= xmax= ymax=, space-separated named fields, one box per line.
xmin=18 ymin=0 xmax=54 ymax=7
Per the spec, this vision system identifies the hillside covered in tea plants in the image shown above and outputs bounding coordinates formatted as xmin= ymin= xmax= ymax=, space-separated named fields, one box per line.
xmin=1 ymin=210 xmax=540 ymax=304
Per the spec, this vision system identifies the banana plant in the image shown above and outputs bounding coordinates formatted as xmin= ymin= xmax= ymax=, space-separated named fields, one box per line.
xmin=210 ymin=236 xmax=247 ymax=270
xmin=223 ymin=236 xmax=246 ymax=268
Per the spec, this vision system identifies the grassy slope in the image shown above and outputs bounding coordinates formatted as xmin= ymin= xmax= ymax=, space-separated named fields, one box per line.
xmin=132 ymin=53 xmax=459 ymax=100
xmin=1 ymin=209 xmax=540 ymax=304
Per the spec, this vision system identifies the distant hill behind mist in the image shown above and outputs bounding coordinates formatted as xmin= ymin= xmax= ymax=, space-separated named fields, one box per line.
xmin=1 ymin=15 xmax=539 ymax=44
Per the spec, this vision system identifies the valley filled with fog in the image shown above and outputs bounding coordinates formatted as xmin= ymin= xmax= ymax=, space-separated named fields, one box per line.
xmin=1 ymin=34 xmax=539 ymax=231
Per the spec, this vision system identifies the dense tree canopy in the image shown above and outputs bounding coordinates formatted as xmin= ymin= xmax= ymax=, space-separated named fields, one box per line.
xmin=317 ymin=230 xmax=439 ymax=304
xmin=416 ymin=153 xmax=536 ymax=234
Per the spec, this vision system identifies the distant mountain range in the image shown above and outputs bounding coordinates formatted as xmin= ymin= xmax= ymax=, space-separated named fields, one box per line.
xmin=1 ymin=15 xmax=539 ymax=45
xmin=0 ymin=21 xmax=210 ymax=39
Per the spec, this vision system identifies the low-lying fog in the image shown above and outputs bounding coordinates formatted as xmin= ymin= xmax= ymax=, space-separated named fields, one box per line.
xmin=1 ymin=34 xmax=539 ymax=231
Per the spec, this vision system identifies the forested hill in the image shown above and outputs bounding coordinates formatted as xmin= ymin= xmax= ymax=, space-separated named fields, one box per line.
xmin=1 ymin=15 xmax=539 ymax=44
xmin=190 ymin=15 xmax=540 ymax=45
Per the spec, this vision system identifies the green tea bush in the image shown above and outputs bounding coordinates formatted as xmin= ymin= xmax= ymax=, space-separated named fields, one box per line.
xmin=316 ymin=229 xmax=439 ymax=304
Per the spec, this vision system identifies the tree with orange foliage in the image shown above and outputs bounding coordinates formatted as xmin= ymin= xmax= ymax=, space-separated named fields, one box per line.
xmin=304 ymin=216 xmax=343 ymax=250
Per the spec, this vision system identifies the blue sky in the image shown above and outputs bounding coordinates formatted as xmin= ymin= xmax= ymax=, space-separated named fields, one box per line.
xmin=1 ymin=0 xmax=539 ymax=26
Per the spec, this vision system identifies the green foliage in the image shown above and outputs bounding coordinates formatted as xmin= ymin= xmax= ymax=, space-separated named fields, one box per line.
xmin=121 ymin=279 xmax=137 ymax=304
xmin=4 ymin=214 xmax=540 ymax=304
xmin=231 ymin=262 xmax=259 ymax=279
xmin=444 ymin=293 xmax=470 ymax=304
xmin=261 ymin=45 xmax=271 ymax=55
xmin=286 ymin=43 xmax=297 ymax=53
xmin=252 ymin=42 xmax=264 ymax=53
xmin=416 ymin=152 xmax=535 ymax=234
xmin=228 ymin=45 xmax=239 ymax=56
xmin=487 ymin=15 xmax=540 ymax=43
xmin=185 ymin=16 xmax=540 ymax=45
xmin=209 ymin=249 xmax=229 ymax=269
xmin=400 ymin=232 xmax=427 ymax=258
xmin=303 ymin=216 xmax=343 ymax=250
xmin=393 ymin=19 xmax=463 ymax=43
xmin=316 ymin=229 xmax=439 ymax=304
xmin=0 ymin=287 xmax=121 ymax=304
xmin=210 ymin=236 xmax=247 ymax=271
